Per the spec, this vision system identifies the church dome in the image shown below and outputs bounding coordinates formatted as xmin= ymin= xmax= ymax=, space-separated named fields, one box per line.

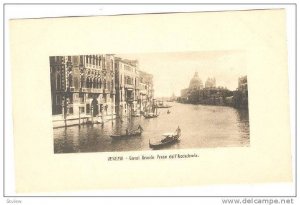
xmin=189 ymin=72 xmax=203 ymax=90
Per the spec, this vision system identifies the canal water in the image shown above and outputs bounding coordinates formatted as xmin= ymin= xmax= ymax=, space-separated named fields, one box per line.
xmin=53 ymin=102 xmax=250 ymax=153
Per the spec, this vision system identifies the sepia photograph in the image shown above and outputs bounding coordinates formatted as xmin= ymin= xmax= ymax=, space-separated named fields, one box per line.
xmin=50 ymin=51 xmax=249 ymax=153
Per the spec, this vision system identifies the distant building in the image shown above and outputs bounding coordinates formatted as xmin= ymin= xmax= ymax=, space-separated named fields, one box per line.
xmin=179 ymin=72 xmax=203 ymax=102
xmin=188 ymin=72 xmax=203 ymax=90
xmin=139 ymin=71 xmax=154 ymax=113
xmin=179 ymin=72 xmax=234 ymax=105
xmin=205 ymin=77 xmax=216 ymax=88
xmin=180 ymin=88 xmax=189 ymax=100
xmin=233 ymin=76 xmax=248 ymax=108
xmin=238 ymin=76 xmax=248 ymax=92
xmin=115 ymin=57 xmax=140 ymax=116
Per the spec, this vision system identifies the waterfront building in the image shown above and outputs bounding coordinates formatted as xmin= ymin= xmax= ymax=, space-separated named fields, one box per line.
xmin=205 ymin=77 xmax=216 ymax=88
xmin=178 ymin=72 xmax=248 ymax=109
xmin=238 ymin=76 xmax=248 ymax=92
xmin=233 ymin=76 xmax=248 ymax=108
xmin=189 ymin=72 xmax=203 ymax=90
xmin=179 ymin=72 xmax=203 ymax=102
xmin=138 ymin=71 xmax=154 ymax=113
xmin=50 ymin=54 xmax=116 ymax=126
xmin=179 ymin=72 xmax=235 ymax=105
xmin=114 ymin=57 xmax=140 ymax=116
xmin=180 ymin=88 xmax=189 ymax=100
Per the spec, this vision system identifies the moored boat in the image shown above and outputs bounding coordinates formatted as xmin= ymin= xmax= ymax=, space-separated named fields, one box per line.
xmin=155 ymin=104 xmax=172 ymax=108
xmin=143 ymin=112 xmax=159 ymax=118
xmin=149 ymin=126 xmax=181 ymax=149
xmin=155 ymin=100 xmax=172 ymax=108
xmin=110 ymin=125 xmax=143 ymax=140
xmin=131 ymin=112 xmax=141 ymax=117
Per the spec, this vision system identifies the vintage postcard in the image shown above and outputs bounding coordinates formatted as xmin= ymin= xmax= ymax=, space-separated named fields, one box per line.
xmin=9 ymin=9 xmax=292 ymax=193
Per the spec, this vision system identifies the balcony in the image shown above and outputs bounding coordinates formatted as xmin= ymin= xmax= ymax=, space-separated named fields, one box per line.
xmin=110 ymin=89 xmax=116 ymax=94
xmin=67 ymin=87 xmax=76 ymax=92
xmin=126 ymin=97 xmax=135 ymax=103
xmin=80 ymin=88 xmax=88 ymax=92
xmin=124 ymin=84 xmax=134 ymax=89
xmin=93 ymin=88 xmax=102 ymax=93
xmin=140 ymin=90 xmax=147 ymax=95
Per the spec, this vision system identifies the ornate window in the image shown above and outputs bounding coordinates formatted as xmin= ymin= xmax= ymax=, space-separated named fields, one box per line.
xmin=86 ymin=77 xmax=89 ymax=88
xmin=93 ymin=78 xmax=97 ymax=88
xmin=81 ymin=76 xmax=85 ymax=88
xmin=68 ymin=74 xmax=73 ymax=87
xmin=56 ymin=74 xmax=61 ymax=90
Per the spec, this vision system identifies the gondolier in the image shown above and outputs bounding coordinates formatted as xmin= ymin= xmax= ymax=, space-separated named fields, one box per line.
xmin=149 ymin=126 xmax=181 ymax=149
xmin=110 ymin=125 xmax=143 ymax=140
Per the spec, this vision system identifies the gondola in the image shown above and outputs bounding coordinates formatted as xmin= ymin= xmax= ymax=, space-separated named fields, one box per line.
xmin=155 ymin=105 xmax=172 ymax=108
xmin=131 ymin=113 xmax=141 ymax=117
xmin=149 ymin=126 xmax=181 ymax=149
xmin=110 ymin=126 xmax=143 ymax=140
xmin=143 ymin=112 xmax=159 ymax=119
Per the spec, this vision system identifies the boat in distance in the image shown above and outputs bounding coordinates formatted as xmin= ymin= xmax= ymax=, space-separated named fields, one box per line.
xmin=131 ymin=112 xmax=141 ymax=117
xmin=110 ymin=125 xmax=143 ymax=140
xmin=155 ymin=101 xmax=172 ymax=108
xmin=143 ymin=112 xmax=159 ymax=119
xmin=149 ymin=126 xmax=181 ymax=149
xmin=155 ymin=105 xmax=172 ymax=108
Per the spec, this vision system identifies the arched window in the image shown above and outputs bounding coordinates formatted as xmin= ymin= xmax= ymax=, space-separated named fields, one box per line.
xmin=107 ymin=80 xmax=110 ymax=90
xmin=56 ymin=74 xmax=61 ymax=90
xmin=97 ymin=78 xmax=100 ymax=88
xmin=89 ymin=78 xmax=93 ymax=88
xmin=99 ymin=79 xmax=102 ymax=88
xmin=103 ymin=79 xmax=106 ymax=89
xmin=81 ymin=76 xmax=85 ymax=88
xmin=93 ymin=78 xmax=97 ymax=88
xmin=68 ymin=74 xmax=73 ymax=87
xmin=86 ymin=77 xmax=89 ymax=88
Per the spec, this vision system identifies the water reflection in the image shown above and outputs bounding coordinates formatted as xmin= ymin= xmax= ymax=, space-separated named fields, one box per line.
xmin=53 ymin=102 xmax=250 ymax=153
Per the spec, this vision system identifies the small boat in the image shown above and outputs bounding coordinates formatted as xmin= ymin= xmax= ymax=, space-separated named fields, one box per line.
xmin=155 ymin=101 xmax=172 ymax=109
xmin=131 ymin=112 xmax=141 ymax=117
xmin=110 ymin=125 xmax=143 ymax=140
xmin=167 ymin=110 xmax=171 ymax=114
xmin=149 ymin=127 xmax=181 ymax=149
xmin=155 ymin=104 xmax=172 ymax=108
xmin=143 ymin=112 xmax=159 ymax=119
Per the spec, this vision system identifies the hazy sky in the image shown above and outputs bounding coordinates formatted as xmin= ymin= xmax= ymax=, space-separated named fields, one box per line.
xmin=117 ymin=51 xmax=247 ymax=97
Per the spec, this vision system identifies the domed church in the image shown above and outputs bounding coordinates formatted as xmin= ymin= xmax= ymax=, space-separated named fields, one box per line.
xmin=180 ymin=72 xmax=204 ymax=99
xmin=188 ymin=72 xmax=203 ymax=90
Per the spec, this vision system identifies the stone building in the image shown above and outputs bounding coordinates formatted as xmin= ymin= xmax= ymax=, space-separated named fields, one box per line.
xmin=233 ymin=76 xmax=248 ymax=108
xmin=188 ymin=72 xmax=203 ymax=90
xmin=179 ymin=72 xmax=203 ymax=102
xmin=179 ymin=72 xmax=234 ymax=105
xmin=139 ymin=71 xmax=154 ymax=113
xmin=205 ymin=77 xmax=216 ymax=88
xmin=114 ymin=57 xmax=140 ymax=117
xmin=178 ymin=72 xmax=248 ymax=109
xmin=50 ymin=54 xmax=116 ymax=126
